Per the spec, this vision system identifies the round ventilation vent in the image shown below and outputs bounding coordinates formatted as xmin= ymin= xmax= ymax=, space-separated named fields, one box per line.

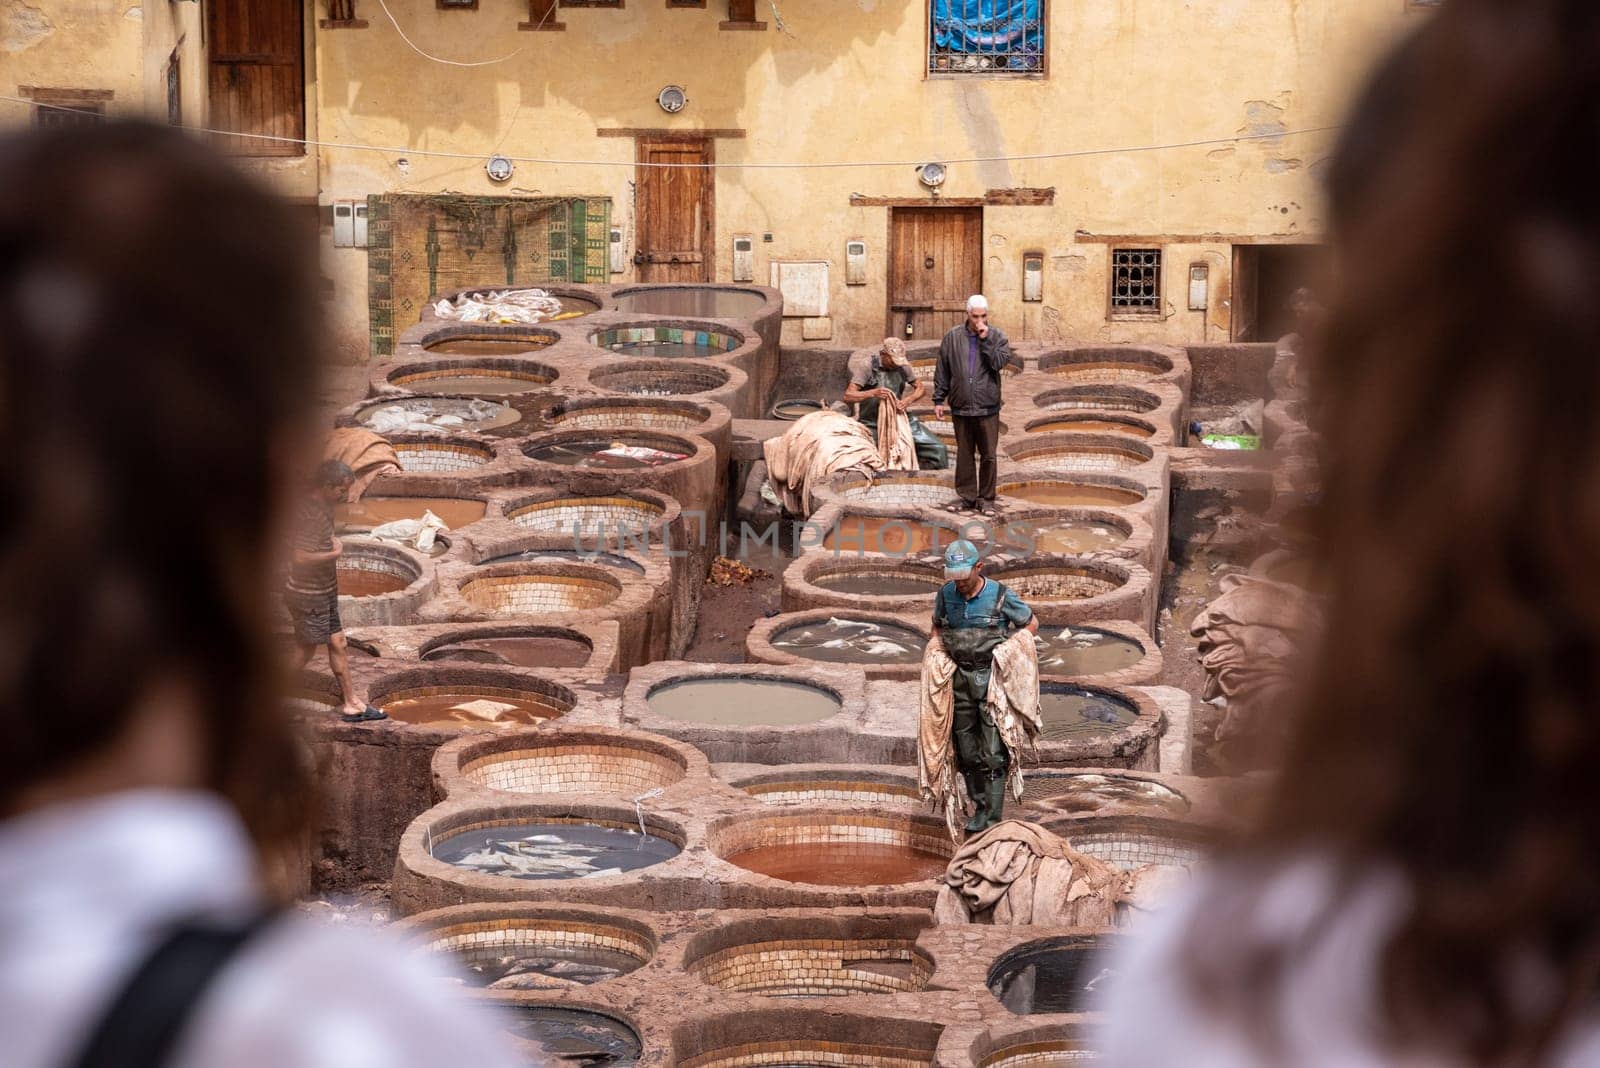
xmin=657 ymin=85 xmax=687 ymax=114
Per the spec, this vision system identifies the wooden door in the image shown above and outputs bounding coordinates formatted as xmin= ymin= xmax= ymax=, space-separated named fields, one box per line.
xmin=206 ymin=0 xmax=304 ymax=157
xmin=634 ymin=138 xmax=714 ymax=282
xmin=888 ymin=207 xmax=983 ymax=341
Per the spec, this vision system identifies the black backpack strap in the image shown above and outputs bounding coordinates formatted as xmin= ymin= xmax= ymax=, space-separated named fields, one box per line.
xmin=67 ymin=911 xmax=280 ymax=1068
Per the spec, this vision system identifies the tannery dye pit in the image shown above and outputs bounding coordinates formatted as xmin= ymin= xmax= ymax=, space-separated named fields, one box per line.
xmin=336 ymin=496 xmax=488 ymax=531
xmin=1036 ymin=686 xmax=1140 ymax=739
xmin=432 ymin=822 xmax=680 ymax=880
xmin=381 ymin=690 xmax=567 ymax=728
xmin=612 ymin=287 xmax=766 ymax=318
xmin=423 ymin=635 xmax=594 ymax=669
xmin=646 ymin=677 xmax=841 ymax=725
xmin=771 ymin=619 xmax=926 ymax=665
xmin=812 ymin=571 xmax=944 ymax=598
xmin=337 ymin=567 xmax=412 ymax=598
xmin=1034 ymin=627 xmax=1146 ymax=676
xmin=988 ymin=939 xmax=1117 ymax=1015
xmin=523 ymin=436 xmax=688 ymax=469
xmin=497 ymin=1006 xmax=641 ymax=1066
xmin=728 ymin=842 xmax=948 ymax=886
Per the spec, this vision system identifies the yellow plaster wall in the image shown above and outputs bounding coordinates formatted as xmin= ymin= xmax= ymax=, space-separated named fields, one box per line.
xmin=2 ymin=1 xmax=144 ymax=118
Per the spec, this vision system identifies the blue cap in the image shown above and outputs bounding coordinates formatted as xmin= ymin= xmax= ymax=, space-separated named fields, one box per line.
xmin=944 ymin=539 xmax=981 ymax=579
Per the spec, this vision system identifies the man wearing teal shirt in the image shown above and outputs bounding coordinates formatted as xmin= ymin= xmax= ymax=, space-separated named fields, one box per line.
xmin=932 ymin=540 xmax=1038 ymax=832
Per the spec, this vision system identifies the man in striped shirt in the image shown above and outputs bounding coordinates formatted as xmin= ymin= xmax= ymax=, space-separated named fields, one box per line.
xmin=285 ymin=461 xmax=386 ymax=722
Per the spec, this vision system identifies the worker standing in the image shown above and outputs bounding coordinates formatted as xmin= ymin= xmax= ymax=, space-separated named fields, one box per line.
xmin=933 ymin=295 xmax=1016 ymax=516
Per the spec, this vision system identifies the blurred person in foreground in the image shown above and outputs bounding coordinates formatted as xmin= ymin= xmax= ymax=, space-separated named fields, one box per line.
xmin=0 ymin=123 xmax=520 ymax=1067
xmin=1103 ymin=3 xmax=1600 ymax=1064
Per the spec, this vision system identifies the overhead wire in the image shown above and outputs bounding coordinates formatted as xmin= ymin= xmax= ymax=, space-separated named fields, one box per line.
xmin=1 ymin=95 xmax=1339 ymax=171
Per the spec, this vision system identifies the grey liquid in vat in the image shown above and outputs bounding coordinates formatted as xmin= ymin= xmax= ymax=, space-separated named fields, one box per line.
xmin=497 ymin=1006 xmax=640 ymax=1066
xmin=1034 ymin=627 xmax=1145 ymax=676
xmin=771 ymin=619 xmax=926 ymax=665
xmin=812 ymin=572 xmax=942 ymax=598
xmin=481 ymin=548 xmax=647 ymax=575
xmin=647 ymin=677 xmax=840 ymax=725
xmin=613 ymin=287 xmax=765 ymax=317
xmin=524 ymin=437 xmax=687 ymax=470
xmin=358 ymin=396 xmax=521 ymax=433
xmin=1037 ymin=686 xmax=1139 ymax=739
xmin=433 ymin=822 xmax=679 ymax=880
xmin=988 ymin=940 xmax=1117 ymax=1015
xmin=608 ymin=339 xmax=724 ymax=357
xmin=422 ymin=635 xmax=592 ymax=670
xmin=458 ymin=945 xmax=642 ymax=990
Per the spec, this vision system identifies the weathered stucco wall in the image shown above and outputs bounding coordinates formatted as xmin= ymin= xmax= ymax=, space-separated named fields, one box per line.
xmin=3 ymin=1 xmax=1423 ymax=360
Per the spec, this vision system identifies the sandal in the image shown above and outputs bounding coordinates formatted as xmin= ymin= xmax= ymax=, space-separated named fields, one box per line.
xmin=341 ymin=705 xmax=388 ymax=723
xmin=945 ymin=499 xmax=978 ymax=515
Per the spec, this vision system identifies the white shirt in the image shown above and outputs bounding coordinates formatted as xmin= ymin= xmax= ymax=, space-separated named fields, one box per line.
xmin=1099 ymin=856 xmax=1600 ymax=1066
xmin=0 ymin=789 xmax=524 ymax=1068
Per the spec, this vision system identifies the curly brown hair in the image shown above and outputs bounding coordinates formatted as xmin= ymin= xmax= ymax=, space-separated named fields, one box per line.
xmin=1187 ymin=2 xmax=1600 ymax=1061
xmin=0 ymin=122 xmax=320 ymax=868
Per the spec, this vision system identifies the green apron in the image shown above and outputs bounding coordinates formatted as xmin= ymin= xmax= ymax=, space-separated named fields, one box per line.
xmin=857 ymin=364 xmax=950 ymax=470
xmin=939 ymin=623 xmax=1011 ymax=777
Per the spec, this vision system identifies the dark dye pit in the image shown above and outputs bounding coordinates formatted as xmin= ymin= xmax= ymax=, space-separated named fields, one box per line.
xmin=1034 ymin=626 xmax=1145 ymax=676
xmin=433 ymin=822 xmax=679 ymax=880
xmin=728 ymin=841 xmax=947 ymax=886
xmin=337 ymin=497 xmax=488 ymax=531
xmin=613 ymin=287 xmax=765 ymax=318
xmin=771 ymin=619 xmax=926 ymax=665
xmin=1003 ymin=518 xmax=1129 ymax=554
xmin=1037 ymin=686 xmax=1139 ymax=740
xmin=382 ymin=690 xmax=564 ymax=728
xmin=988 ymin=941 xmax=1116 ymax=1014
xmin=458 ymin=944 xmax=642 ymax=990
xmin=422 ymin=635 xmax=592 ymax=670
xmin=608 ymin=340 xmax=723 ymax=358
xmin=813 ymin=572 xmax=942 ymax=598
xmin=498 ymin=1006 xmax=641 ymax=1066
xmin=647 ymin=677 xmax=840 ymax=725
xmin=337 ymin=568 xmax=410 ymax=597
xmin=524 ymin=437 xmax=687 ymax=470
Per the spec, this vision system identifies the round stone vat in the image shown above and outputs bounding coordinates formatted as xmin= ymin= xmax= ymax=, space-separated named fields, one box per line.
xmin=478 ymin=546 xmax=647 ymax=575
xmin=498 ymin=1005 xmax=642 ymax=1066
xmin=425 ymin=807 xmax=685 ymax=883
xmin=1035 ymin=384 xmax=1164 ymax=415
xmin=1024 ymin=412 xmax=1158 ymax=439
xmin=420 ymin=328 xmax=561 ymax=356
xmin=972 ymin=1024 xmax=1102 ymax=1066
xmin=684 ymin=913 xmax=934 ymax=996
xmin=612 ymin=285 xmax=768 ymax=319
xmin=771 ymin=398 xmax=828 ymax=421
xmin=424 ymin=285 xmax=601 ymax=324
xmin=334 ymin=540 xmax=428 ymax=626
xmin=506 ymin=491 xmax=669 ymax=539
xmin=645 ymin=674 xmax=842 ymax=727
xmin=747 ymin=609 xmax=928 ymax=680
xmin=1044 ymin=814 xmax=1215 ymax=872
xmin=984 ymin=558 xmax=1135 ymax=606
xmin=674 ymin=1011 xmax=940 ymax=1068
xmin=402 ymin=905 xmax=657 ymax=991
xmin=589 ymin=359 xmax=733 ymax=397
xmin=357 ymin=394 xmax=522 ymax=434
xmin=549 ymin=396 xmax=715 ymax=434
xmin=520 ymin=428 xmax=702 ymax=471
xmin=820 ymin=511 xmax=981 ymax=557
xmin=731 ymin=768 xmax=922 ymax=807
xmin=994 ymin=508 xmax=1136 ymax=556
xmin=591 ymin=322 xmax=742 ymax=358
xmin=1005 ymin=433 xmax=1155 ymax=473
xmin=391 ymin=437 xmax=496 ymax=474
xmin=1025 ymin=770 xmax=1189 ymax=815
xmin=1032 ymin=622 xmax=1149 ymax=679
xmin=387 ymin=359 xmax=558 ymax=396
xmin=997 ymin=476 xmax=1147 ymax=509
xmin=444 ymin=729 xmax=690 ymax=798
xmin=373 ymin=674 xmax=574 ymax=731
xmin=784 ymin=555 xmax=944 ymax=614
xmin=420 ymin=626 xmax=597 ymax=670
xmin=1036 ymin=682 xmax=1141 ymax=742
xmin=987 ymin=935 xmax=1121 ymax=1015
xmin=459 ymin=562 xmax=623 ymax=617
xmin=826 ymin=470 xmax=957 ymax=510
xmin=1040 ymin=347 xmax=1175 ymax=383
xmin=337 ymin=495 xmax=489 ymax=533
xmin=710 ymin=812 xmax=954 ymax=887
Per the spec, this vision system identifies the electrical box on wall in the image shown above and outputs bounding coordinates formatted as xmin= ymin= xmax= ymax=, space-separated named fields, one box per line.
xmin=332 ymin=201 xmax=354 ymax=247
xmin=352 ymin=202 xmax=368 ymax=248
xmin=610 ymin=229 xmax=625 ymax=274
xmin=845 ymin=240 xmax=867 ymax=285
xmin=1022 ymin=252 xmax=1044 ymax=302
xmin=732 ymin=235 xmax=754 ymax=283
xmin=1188 ymin=264 xmax=1210 ymax=311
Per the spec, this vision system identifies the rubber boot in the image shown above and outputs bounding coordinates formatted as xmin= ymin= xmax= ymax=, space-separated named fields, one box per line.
xmin=980 ymin=772 xmax=1008 ymax=830
xmin=962 ymin=770 xmax=989 ymax=835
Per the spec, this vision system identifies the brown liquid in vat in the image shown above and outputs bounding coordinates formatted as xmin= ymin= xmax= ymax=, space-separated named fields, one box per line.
xmin=1037 ymin=690 xmax=1139 ymax=739
xmin=381 ymin=690 xmax=563 ymax=728
xmin=423 ymin=635 xmax=591 ymax=669
xmin=337 ymin=497 xmax=488 ymax=531
xmin=729 ymin=842 xmax=947 ymax=885
xmin=337 ymin=569 xmax=410 ymax=597
xmin=823 ymin=516 xmax=949 ymax=555
xmin=402 ymin=374 xmax=548 ymax=396
xmin=1053 ymin=360 xmax=1161 ymax=378
xmin=646 ymin=678 xmax=840 ymax=725
xmin=1002 ymin=483 xmax=1143 ymax=507
xmin=813 ymin=573 xmax=942 ymax=598
xmin=1006 ymin=519 xmax=1128 ymax=554
xmin=1030 ymin=417 xmax=1154 ymax=437
xmin=424 ymin=338 xmax=557 ymax=355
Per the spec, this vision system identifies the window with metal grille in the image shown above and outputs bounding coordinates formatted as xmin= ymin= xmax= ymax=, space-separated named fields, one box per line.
xmin=32 ymin=99 xmax=105 ymax=128
xmin=437 ymin=0 xmax=477 ymax=8
xmin=929 ymin=0 xmax=1045 ymax=75
xmin=1110 ymin=248 xmax=1163 ymax=315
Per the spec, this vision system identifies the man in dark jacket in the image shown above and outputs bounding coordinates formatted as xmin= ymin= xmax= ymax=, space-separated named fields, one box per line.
xmin=933 ymin=294 xmax=1015 ymax=515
